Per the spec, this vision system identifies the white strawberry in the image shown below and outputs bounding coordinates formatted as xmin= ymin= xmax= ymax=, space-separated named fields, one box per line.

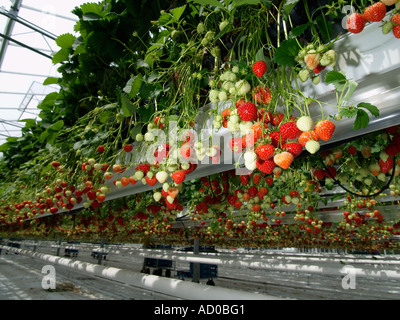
xmin=156 ymin=170 xmax=169 ymax=183
xmin=153 ymin=192 xmax=162 ymax=202
xmin=305 ymin=140 xmax=320 ymax=154
xmin=296 ymin=115 xmax=313 ymax=132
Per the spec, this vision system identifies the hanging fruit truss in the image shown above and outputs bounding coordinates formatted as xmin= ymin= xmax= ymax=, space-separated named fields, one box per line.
xmin=1 ymin=0 xmax=400 ymax=251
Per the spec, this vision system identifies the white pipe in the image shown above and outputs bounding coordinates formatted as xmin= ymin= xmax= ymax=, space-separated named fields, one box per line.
xmin=0 ymin=245 xmax=283 ymax=300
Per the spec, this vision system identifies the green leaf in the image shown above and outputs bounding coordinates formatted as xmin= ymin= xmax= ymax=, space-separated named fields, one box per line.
xmin=47 ymin=120 xmax=64 ymax=132
xmin=358 ymin=102 xmax=379 ymax=117
xmin=273 ymin=38 xmax=301 ymax=66
xmin=191 ymin=0 xmax=224 ymax=8
xmin=232 ymin=0 xmax=262 ymax=7
xmin=170 ymin=5 xmax=186 ymax=21
xmin=56 ymin=33 xmax=76 ymax=49
xmin=325 ymin=70 xmax=347 ymax=91
xmin=354 ymin=109 xmax=370 ymax=130
xmin=289 ymin=23 xmax=310 ymax=38
xmin=123 ymin=74 xmax=143 ymax=98
xmin=120 ymin=92 xmax=136 ymax=117
xmin=52 ymin=48 xmax=70 ymax=64
xmin=43 ymin=77 xmax=59 ymax=86
xmin=283 ymin=0 xmax=300 ymax=15
xmin=339 ymin=107 xmax=358 ymax=119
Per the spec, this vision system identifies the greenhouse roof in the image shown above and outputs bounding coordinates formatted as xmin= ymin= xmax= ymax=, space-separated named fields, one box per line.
xmin=0 ymin=0 xmax=86 ymax=145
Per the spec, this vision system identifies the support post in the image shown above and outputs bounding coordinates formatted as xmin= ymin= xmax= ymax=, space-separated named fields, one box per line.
xmin=56 ymin=238 xmax=61 ymax=256
xmin=98 ymin=238 xmax=105 ymax=265
xmin=192 ymin=238 xmax=200 ymax=283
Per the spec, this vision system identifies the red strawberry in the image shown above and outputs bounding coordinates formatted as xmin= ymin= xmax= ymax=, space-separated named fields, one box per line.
xmin=123 ymin=144 xmax=133 ymax=152
xmin=273 ymin=151 xmax=294 ymax=169
xmin=385 ymin=144 xmax=399 ymax=157
xmin=145 ymin=176 xmax=158 ymax=186
xmin=364 ymin=2 xmax=386 ymax=22
xmin=346 ymin=12 xmax=366 ymax=34
xmin=386 ymin=125 xmax=398 ymax=134
xmin=251 ymin=122 xmax=267 ymax=139
xmin=379 ymin=157 xmax=394 ymax=173
xmin=314 ymin=119 xmax=336 ymax=141
xmin=52 ymin=161 xmax=60 ymax=168
xmin=255 ymin=144 xmax=275 ymax=160
xmin=298 ymin=130 xmax=319 ymax=147
xmin=136 ymin=164 xmax=150 ymax=174
xmin=279 ymin=121 xmax=302 ymax=139
xmin=265 ymin=177 xmax=273 ymax=186
xmin=252 ymin=173 xmax=261 ymax=185
xmin=171 ymin=170 xmax=186 ymax=184
xmin=180 ymin=143 xmax=194 ymax=159
xmin=272 ymin=113 xmax=284 ymax=126
xmin=252 ymin=86 xmax=272 ymax=105
xmin=325 ymin=166 xmax=337 ymax=178
xmin=248 ymin=186 xmax=258 ymax=198
xmin=98 ymin=145 xmax=105 ymax=153
xmin=256 ymin=158 xmax=276 ymax=174
xmin=283 ymin=142 xmax=303 ymax=157
xmin=252 ymin=60 xmax=267 ymax=77
xmin=269 ymin=131 xmax=286 ymax=148
xmin=393 ymin=25 xmax=400 ymax=39
xmin=392 ymin=14 xmax=400 ymax=26
xmin=242 ymin=133 xmax=257 ymax=149
xmin=313 ymin=64 xmax=326 ymax=74
xmin=257 ymin=108 xmax=273 ymax=124
xmin=314 ymin=169 xmax=326 ymax=180
xmin=237 ymin=102 xmax=258 ymax=121
xmin=239 ymin=175 xmax=250 ymax=185
xmin=229 ymin=137 xmax=243 ymax=153
xmin=347 ymin=145 xmax=357 ymax=155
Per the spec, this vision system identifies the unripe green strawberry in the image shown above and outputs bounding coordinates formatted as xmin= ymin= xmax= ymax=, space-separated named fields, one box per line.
xmin=219 ymin=20 xmax=229 ymax=31
xmin=382 ymin=21 xmax=393 ymax=34
xmin=305 ymin=140 xmax=320 ymax=154
xmin=197 ymin=22 xmax=205 ymax=34
xmin=312 ymin=75 xmax=321 ymax=85
xmin=320 ymin=50 xmax=337 ymax=67
xmin=298 ymin=69 xmax=311 ymax=82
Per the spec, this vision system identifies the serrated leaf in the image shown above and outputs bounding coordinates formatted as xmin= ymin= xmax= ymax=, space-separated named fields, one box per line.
xmin=52 ymin=48 xmax=70 ymax=64
xmin=289 ymin=23 xmax=310 ymax=38
xmin=56 ymin=33 xmax=76 ymax=49
xmin=120 ymin=92 xmax=136 ymax=117
xmin=283 ymin=0 xmax=300 ymax=15
xmin=170 ymin=5 xmax=186 ymax=21
xmin=43 ymin=77 xmax=59 ymax=86
xmin=358 ymin=102 xmax=379 ymax=117
xmin=339 ymin=107 xmax=358 ymax=118
xmin=192 ymin=0 xmax=224 ymax=8
xmin=123 ymin=74 xmax=143 ymax=98
xmin=354 ymin=109 xmax=370 ymax=130
xmin=325 ymin=70 xmax=347 ymax=91
xmin=273 ymin=39 xmax=301 ymax=66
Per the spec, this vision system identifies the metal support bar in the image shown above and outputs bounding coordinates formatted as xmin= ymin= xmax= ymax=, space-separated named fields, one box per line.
xmin=98 ymin=237 xmax=105 ymax=265
xmin=20 ymin=4 xmax=78 ymax=22
xmin=0 ymin=7 xmax=57 ymax=40
xmin=0 ymin=32 xmax=52 ymax=59
xmin=192 ymin=238 xmax=200 ymax=283
xmin=0 ymin=0 xmax=22 ymax=70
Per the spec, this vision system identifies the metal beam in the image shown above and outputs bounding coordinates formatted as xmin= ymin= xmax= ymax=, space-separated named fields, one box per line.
xmin=20 ymin=4 xmax=78 ymax=22
xmin=0 ymin=32 xmax=52 ymax=60
xmin=0 ymin=70 xmax=51 ymax=77
xmin=0 ymin=0 xmax=23 ymax=70
xmin=0 ymin=7 xmax=57 ymax=41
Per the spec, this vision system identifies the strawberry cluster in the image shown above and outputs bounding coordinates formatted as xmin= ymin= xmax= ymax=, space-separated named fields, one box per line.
xmin=346 ymin=1 xmax=400 ymax=39
xmin=296 ymin=43 xmax=337 ymax=85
